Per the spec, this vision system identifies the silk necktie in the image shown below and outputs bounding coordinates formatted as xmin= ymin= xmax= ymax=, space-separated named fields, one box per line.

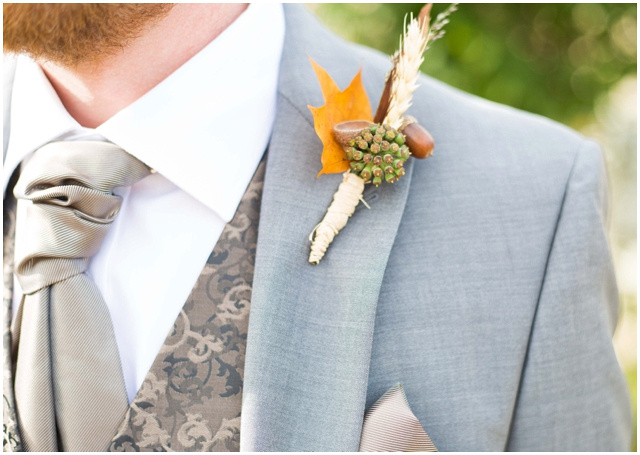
xmin=11 ymin=141 xmax=150 ymax=451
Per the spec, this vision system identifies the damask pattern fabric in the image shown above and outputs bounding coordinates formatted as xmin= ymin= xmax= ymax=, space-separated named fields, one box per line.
xmin=108 ymin=159 xmax=265 ymax=452
xmin=3 ymin=175 xmax=21 ymax=452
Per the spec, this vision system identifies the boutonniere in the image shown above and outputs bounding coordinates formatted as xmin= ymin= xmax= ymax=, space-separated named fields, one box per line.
xmin=307 ymin=3 xmax=457 ymax=264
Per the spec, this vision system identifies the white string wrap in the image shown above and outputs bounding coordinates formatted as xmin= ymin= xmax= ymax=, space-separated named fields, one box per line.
xmin=308 ymin=172 xmax=365 ymax=264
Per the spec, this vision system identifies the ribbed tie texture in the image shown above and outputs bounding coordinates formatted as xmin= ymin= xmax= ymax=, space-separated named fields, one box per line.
xmin=359 ymin=384 xmax=437 ymax=452
xmin=11 ymin=141 xmax=150 ymax=451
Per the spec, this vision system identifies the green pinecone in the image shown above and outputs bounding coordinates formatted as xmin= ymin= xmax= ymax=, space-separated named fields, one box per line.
xmin=346 ymin=124 xmax=410 ymax=186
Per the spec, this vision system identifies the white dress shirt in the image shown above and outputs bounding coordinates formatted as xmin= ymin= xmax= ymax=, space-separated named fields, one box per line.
xmin=3 ymin=3 xmax=285 ymax=403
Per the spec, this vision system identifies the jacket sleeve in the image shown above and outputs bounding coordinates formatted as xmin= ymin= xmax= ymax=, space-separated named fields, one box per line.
xmin=505 ymin=139 xmax=632 ymax=451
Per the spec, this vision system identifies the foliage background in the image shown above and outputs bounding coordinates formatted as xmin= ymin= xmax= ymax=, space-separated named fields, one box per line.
xmin=307 ymin=3 xmax=637 ymax=449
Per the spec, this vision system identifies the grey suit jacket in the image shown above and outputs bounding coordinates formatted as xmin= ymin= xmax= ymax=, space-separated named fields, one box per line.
xmin=3 ymin=5 xmax=632 ymax=452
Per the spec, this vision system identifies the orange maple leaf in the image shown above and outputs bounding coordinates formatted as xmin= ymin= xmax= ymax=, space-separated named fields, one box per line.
xmin=307 ymin=57 xmax=373 ymax=177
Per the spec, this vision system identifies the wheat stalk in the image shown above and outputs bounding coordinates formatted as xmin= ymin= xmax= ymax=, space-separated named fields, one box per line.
xmin=384 ymin=3 xmax=457 ymax=129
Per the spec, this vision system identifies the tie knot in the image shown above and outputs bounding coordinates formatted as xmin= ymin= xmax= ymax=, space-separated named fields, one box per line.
xmin=13 ymin=141 xmax=150 ymax=294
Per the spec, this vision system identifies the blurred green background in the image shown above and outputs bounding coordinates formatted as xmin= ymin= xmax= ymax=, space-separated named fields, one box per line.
xmin=307 ymin=3 xmax=637 ymax=449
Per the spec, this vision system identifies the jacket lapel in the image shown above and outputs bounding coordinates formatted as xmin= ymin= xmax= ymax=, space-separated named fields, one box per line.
xmin=240 ymin=5 xmax=413 ymax=451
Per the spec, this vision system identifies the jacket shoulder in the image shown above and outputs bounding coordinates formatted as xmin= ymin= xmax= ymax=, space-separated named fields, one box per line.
xmin=283 ymin=5 xmax=591 ymax=182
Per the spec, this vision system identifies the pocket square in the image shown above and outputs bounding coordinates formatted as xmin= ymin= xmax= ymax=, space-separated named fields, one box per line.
xmin=359 ymin=384 xmax=437 ymax=452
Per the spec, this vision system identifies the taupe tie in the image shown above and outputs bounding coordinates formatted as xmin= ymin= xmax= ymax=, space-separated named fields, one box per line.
xmin=11 ymin=141 xmax=150 ymax=451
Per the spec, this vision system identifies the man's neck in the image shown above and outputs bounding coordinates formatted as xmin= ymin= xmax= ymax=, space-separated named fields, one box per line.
xmin=40 ymin=3 xmax=247 ymax=128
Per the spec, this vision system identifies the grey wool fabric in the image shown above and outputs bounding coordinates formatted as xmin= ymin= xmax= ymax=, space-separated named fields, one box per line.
xmin=3 ymin=4 xmax=632 ymax=452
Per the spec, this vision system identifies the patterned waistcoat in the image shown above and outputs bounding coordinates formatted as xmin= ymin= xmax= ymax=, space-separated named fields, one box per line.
xmin=3 ymin=158 xmax=266 ymax=452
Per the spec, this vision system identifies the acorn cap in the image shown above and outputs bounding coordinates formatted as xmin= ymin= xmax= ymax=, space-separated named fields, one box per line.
xmin=333 ymin=120 xmax=374 ymax=148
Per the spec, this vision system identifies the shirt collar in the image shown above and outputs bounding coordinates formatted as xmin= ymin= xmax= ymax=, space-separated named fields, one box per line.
xmin=4 ymin=3 xmax=285 ymax=222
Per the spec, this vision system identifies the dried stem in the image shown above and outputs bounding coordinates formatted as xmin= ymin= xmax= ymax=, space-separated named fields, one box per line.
xmin=381 ymin=3 xmax=457 ymax=129
xmin=373 ymin=67 xmax=395 ymax=124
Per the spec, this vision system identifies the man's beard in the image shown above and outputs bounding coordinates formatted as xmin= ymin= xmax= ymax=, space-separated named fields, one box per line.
xmin=3 ymin=3 xmax=174 ymax=66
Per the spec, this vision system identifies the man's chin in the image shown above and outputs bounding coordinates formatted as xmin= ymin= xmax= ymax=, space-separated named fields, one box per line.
xmin=3 ymin=3 xmax=173 ymax=66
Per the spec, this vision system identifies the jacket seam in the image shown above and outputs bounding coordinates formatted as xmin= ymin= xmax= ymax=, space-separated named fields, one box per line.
xmin=503 ymin=138 xmax=585 ymax=449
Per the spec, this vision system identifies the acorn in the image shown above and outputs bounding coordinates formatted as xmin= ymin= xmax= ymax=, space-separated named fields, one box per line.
xmin=402 ymin=122 xmax=434 ymax=159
